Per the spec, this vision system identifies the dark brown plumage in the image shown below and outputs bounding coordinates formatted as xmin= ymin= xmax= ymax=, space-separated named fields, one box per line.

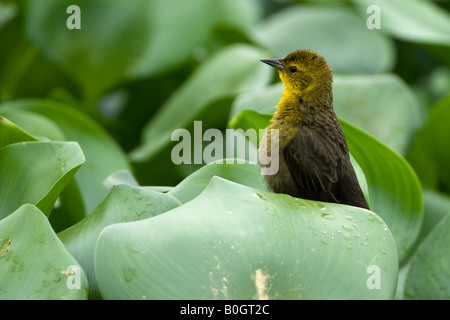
xmin=258 ymin=50 xmax=369 ymax=209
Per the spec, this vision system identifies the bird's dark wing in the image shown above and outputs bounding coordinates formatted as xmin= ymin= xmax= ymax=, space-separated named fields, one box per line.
xmin=283 ymin=126 xmax=343 ymax=203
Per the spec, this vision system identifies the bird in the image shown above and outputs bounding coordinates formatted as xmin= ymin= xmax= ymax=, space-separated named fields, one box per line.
xmin=258 ymin=49 xmax=369 ymax=209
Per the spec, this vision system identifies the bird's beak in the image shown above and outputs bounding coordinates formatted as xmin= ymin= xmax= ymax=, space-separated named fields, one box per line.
xmin=260 ymin=58 xmax=285 ymax=71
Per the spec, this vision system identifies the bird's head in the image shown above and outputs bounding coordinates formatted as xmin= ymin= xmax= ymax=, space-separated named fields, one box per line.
xmin=261 ymin=49 xmax=333 ymax=105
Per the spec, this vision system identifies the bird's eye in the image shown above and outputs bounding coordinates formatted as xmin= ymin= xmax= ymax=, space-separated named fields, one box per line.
xmin=289 ymin=66 xmax=297 ymax=73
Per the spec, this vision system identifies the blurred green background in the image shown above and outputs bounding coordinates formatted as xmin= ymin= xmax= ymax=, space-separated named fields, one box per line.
xmin=0 ymin=0 xmax=448 ymax=189
xmin=0 ymin=0 xmax=448 ymax=177
xmin=1 ymin=0 xmax=450 ymax=300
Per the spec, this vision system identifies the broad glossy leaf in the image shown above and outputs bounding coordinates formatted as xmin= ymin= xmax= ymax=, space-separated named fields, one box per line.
xmin=0 ymin=108 xmax=65 ymax=142
xmin=168 ymin=159 xmax=266 ymax=203
xmin=341 ymin=121 xmax=423 ymax=264
xmin=404 ymin=213 xmax=450 ymax=299
xmin=252 ymin=5 xmax=395 ymax=74
xmin=58 ymin=184 xmax=181 ymax=299
xmin=407 ymin=95 xmax=450 ymax=194
xmin=103 ymin=169 xmax=140 ymax=190
xmin=50 ymin=179 xmax=86 ymax=233
xmin=0 ymin=115 xmax=37 ymax=148
xmin=0 ymin=107 xmax=86 ymax=230
xmin=403 ymin=189 xmax=450 ymax=263
xmin=333 ymin=74 xmax=422 ymax=156
xmin=352 ymin=0 xmax=450 ymax=45
xmin=96 ymin=177 xmax=398 ymax=300
xmin=420 ymin=189 xmax=450 ymax=241
xmin=229 ymin=109 xmax=423 ymax=263
xmin=0 ymin=204 xmax=88 ymax=299
xmin=130 ymin=44 xmax=272 ymax=162
xmin=0 ymin=99 xmax=131 ymax=213
xmin=0 ymin=141 xmax=85 ymax=219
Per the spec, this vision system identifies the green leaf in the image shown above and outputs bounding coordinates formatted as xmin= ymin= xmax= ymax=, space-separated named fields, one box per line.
xmin=130 ymin=44 xmax=272 ymax=162
xmin=0 ymin=99 xmax=131 ymax=213
xmin=0 ymin=204 xmax=88 ymax=299
xmin=229 ymin=83 xmax=283 ymax=120
xmin=0 ymin=115 xmax=38 ymax=148
xmin=352 ymin=0 xmax=450 ymax=45
xmin=229 ymin=109 xmax=423 ymax=264
xmin=341 ymin=121 xmax=423 ymax=264
xmin=229 ymin=109 xmax=273 ymax=141
xmin=333 ymin=74 xmax=423 ymax=156
xmin=0 ymin=108 xmax=65 ymax=142
xmin=403 ymin=189 xmax=450 ymax=264
xmin=50 ymin=179 xmax=86 ymax=233
xmin=0 ymin=141 xmax=85 ymax=219
xmin=58 ymin=184 xmax=181 ymax=299
xmin=0 ymin=2 xmax=17 ymax=30
xmin=103 ymin=169 xmax=140 ymax=190
xmin=134 ymin=0 xmax=261 ymax=77
xmin=420 ymin=189 xmax=450 ymax=241
xmin=407 ymin=95 xmax=450 ymax=193
xmin=404 ymin=213 xmax=450 ymax=299
xmin=96 ymin=177 xmax=398 ymax=300
xmin=168 ymin=159 xmax=266 ymax=203
xmin=252 ymin=5 xmax=395 ymax=74
xmin=0 ymin=107 xmax=86 ymax=231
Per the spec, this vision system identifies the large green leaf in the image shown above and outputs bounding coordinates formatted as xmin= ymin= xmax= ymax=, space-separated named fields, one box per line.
xmin=420 ymin=189 xmax=450 ymax=242
xmin=0 ymin=115 xmax=38 ymax=148
xmin=341 ymin=121 xmax=423 ymax=264
xmin=352 ymin=0 xmax=450 ymax=45
xmin=95 ymin=177 xmax=398 ymax=300
xmin=407 ymin=95 xmax=450 ymax=194
xmin=130 ymin=44 xmax=272 ymax=162
xmin=0 ymin=204 xmax=88 ymax=299
xmin=252 ymin=5 xmax=395 ymax=74
xmin=333 ymin=74 xmax=422 ymax=156
xmin=229 ymin=109 xmax=423 ymax=264
xmin=168 ymin=159 xmax=266 ymax=204
xmin=0 ymin=141 xmax=85 ymax=219
xmin=0 ymin=108 xmax=65 ymax=142
xmin=0 ymin=99 xmax=131 ymax=213
xmin=401 ymin=189 xmax=450 ymax=267
xmin=58 ymin=184 xmax=181 ymax=299
xmin=403 ymin=213 xmax=450 ymax=299
xmin=0 ymin=108 xmax=83 ymax=230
